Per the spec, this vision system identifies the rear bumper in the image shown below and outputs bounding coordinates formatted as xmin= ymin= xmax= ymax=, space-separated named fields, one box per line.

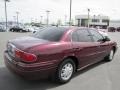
xmin=4 ymin=51 xmax=58 ymax=79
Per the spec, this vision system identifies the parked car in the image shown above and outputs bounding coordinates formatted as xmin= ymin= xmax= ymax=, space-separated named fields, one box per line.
xmin=9 ymin=26 xmax=29 ymax=32
xmin=108 ymin=27 xmax=116 ymax=32
xmin=24 ymin=26 xmax=33 ymax=32
xmin=0 ymin=26 xmax=6 ymax=32
xmin=97 ymin=29 xmax=108 ymax=37
xmin=116 ymin=27 xmax=120 ymax=32
xmin=32 ymin=26 xmax=44 ymax=33
xmin=4 ymin=27 xmax=117 ymax=83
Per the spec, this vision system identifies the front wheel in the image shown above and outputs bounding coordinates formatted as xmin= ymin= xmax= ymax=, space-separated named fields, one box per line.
xmin=56 ymin=59 xmax=76 ymax=83
xmin=105 ymin=49 xmax=114 ymax=61
xmin=11 ymin=29 xmax=14 ymax=32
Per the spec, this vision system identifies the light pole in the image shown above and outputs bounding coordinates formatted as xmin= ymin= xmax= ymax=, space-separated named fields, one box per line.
xmin=4 ymin=0 xmax=10 ymax=31
xmin=40 ymin=16 xmax=43 ymax=25
xmin=13 ymin=16 xmax=16 ymax=25
xmin=16 ymin=12 xmax=19 ymax=26
xmin=87 ymin=8 xmax=90 ymax=28
xmin=69 ymin=0 xmax=72 ymax=26
xmin=64 ymin=15 xmax=67 ymax=26
xmin=46 ymin=10 xmax=50 ymax=26
xmin=31 ymin=18 xmax=33 ymax=23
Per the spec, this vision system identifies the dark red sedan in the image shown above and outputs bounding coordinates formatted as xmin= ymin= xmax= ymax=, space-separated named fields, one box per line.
xmin=4 ymin=27 xmax=117 ymax=83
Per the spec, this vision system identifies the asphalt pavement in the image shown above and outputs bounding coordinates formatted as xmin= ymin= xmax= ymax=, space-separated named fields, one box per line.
xmin=0 ymin=32 xmax=120 ymax=90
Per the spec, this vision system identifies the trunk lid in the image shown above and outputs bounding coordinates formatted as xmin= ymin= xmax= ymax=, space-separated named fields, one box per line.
xmin=8 ymin=36 xmax=50 ymax=51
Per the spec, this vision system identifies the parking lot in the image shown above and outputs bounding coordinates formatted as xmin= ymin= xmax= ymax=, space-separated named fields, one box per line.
xmin=0 ymin=32 xmax=120 ymax=90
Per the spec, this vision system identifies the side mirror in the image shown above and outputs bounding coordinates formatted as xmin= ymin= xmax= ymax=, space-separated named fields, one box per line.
xmin=102 ymin=36 xmax=110 ymax=42
xmin=33 ymin=31 xmax=36 ymax=33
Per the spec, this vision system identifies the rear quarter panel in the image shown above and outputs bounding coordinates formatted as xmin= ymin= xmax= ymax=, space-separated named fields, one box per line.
xmin=27 ymin=42 xmax=73 ymax=66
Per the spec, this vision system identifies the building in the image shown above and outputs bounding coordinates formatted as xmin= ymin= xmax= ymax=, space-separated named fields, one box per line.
xmin=0 ymin=21 xmax=23 ymax=27
xmin=75 ymin=15 xmax=110 ymax=29
xmin=109 ymin=20 xmax=120 ymax=28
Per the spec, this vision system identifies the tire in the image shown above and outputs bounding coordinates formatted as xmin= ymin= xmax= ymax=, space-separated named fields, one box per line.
xmin=105 ymin=49 xmax=114 ymax=61
xmin=11 ymin=29 xmax=14 ymax=32
xmin=56 ymin=58 xmax=76 ymax=84
xmin=20 ymin=30 xmax=22 ymax=33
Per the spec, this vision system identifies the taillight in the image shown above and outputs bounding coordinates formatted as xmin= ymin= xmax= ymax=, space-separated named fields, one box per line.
xmin=15 ymin=49 xmax=37 ymax=63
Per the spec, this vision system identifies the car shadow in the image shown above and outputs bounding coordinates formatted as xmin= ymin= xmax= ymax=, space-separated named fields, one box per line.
xmin=0 ymin=61 xmax=107 ymax=90
xmin=0 ymin=66 xmax=61 ymax=90
xmin=74 ymin=61 xmax=107 ymax=78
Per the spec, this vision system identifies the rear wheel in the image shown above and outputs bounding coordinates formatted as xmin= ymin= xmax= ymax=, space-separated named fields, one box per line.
xmin=56 ymin=59 xmax=76 ymax=83
xmin=105 ymin=49 xmax=114 ymax=61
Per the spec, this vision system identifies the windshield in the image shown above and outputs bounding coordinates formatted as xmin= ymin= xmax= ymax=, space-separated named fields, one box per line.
xmin=32 ymin=27 xmax=67 ymax=41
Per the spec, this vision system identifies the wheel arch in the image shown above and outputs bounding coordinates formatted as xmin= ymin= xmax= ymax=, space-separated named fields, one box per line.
xmin=61 ymin=56 xmax=79 ymax=71
xmin=112 ymin=46 xmax=117 ymax=53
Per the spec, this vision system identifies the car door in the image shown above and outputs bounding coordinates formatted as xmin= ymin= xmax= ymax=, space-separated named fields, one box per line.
xmin=88 ymin=29 xmax=111 ymax=61
xmin=71 ymin=29 xmax=101 ymax=68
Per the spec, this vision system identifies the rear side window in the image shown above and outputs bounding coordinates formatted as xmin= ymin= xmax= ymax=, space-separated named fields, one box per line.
xmin=72 ymin=31 xmax=79 ymax=42
xmin=32 ymin=27 xmax=67 ymax=41
xmin=72 ymin=29 xmax=93 ymax=42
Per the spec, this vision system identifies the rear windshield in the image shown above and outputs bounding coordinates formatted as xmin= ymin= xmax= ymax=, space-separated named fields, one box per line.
xmin=32 ymin=27 xmax=67 ymax=41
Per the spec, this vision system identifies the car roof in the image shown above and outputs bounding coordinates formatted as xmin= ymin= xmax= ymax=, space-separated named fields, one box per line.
xmin=53 ymin=26 xmax=89 ymax=30
xmin=41 ymin=26 xmax=96 ymax=32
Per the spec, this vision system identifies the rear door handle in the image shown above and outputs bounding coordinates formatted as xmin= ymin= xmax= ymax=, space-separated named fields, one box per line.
xmin=73 ymin=48 xmax=80 ymax=50
xmin=98 ymin=45 xmax=101 ymax=48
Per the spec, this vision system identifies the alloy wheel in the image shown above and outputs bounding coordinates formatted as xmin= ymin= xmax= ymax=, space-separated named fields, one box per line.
xmin=60 ymin=63 xmax=73 ymax=81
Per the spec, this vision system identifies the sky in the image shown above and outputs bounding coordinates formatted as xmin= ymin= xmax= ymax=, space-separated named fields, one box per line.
xmin=0 ymin=0 xmax=120 ymax=23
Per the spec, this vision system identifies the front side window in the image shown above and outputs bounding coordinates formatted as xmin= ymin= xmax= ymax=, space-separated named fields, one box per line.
xmin=72 ymin=29 xmax=93 ymax=42
xmin=89 ymin=29 xmax=104 ymax=42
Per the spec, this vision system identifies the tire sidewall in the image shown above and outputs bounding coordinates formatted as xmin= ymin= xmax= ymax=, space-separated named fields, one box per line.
xmin=57 ymin=59 xmax=76 ymax=83
xmin=11 ymin=29 xmax=14 ymax=32
xmin=20 ymin=30 xmax=22 ymax=32
xmin=108 ymin=49 xmax=114 ymax=61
